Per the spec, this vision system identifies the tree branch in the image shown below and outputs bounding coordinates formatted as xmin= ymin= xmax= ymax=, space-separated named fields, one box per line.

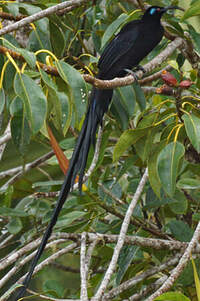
xmin=0 ymin=0 xmax=90 ymax=36
xmin=80 ymin=232 xmax=88 ymax=301
xmin=92 ymin=168 xmax=148 ymax=301
xmin=0 ymin=151 xmax=54 ymax=190
xmin=146 ymin=221 xmax=200 ymax=301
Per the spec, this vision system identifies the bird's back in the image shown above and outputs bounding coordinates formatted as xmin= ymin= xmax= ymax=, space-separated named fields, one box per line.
xmin=98 ymin=18 xmax=164 ymax=80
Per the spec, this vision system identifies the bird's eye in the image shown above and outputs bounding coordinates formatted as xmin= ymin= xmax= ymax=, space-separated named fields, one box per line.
xmin=150 ymin=8 xmax=157 ymax=15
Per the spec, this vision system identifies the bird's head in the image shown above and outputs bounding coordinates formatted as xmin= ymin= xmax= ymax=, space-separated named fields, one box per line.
xmin=142 ymin=5 xmax=184 ymax=20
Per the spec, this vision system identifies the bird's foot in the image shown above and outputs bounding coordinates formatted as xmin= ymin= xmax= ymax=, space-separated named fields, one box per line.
xmin=124 ymin=66 xmax=146 ymax=82
xmin=134 ymin=65 xmax=146 ymax=73
xmin=124 ymin=68 xmax=139 ymax=82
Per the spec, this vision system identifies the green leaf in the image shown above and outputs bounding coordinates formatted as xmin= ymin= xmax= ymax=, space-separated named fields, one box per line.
xmin=55 ymin=61 xmax=87 ymax=125
xmin=113 ymin=128 xmax=148 ymax=162
xmin=0 ymin=207 xmax=29 ymax=217
xmin=7 ymin=217 xmax=22 ymax=234
xmin=3 ymin=39 xmax=36 ymax=68
xmin=183 ymin=113 xmax=200 ymax=153
xmin=132 ymin=81 xmax=146 ymax=111
xmin=39 ymin=69 xmax=63 ymax=131
xmin=177 ymin=178 xmax=200 ymax=190
xmin=147 ymin=141 xmax=166 ymax=198
xmin=49 ymin=21 xmax=65 ymax=58
xmin=155 ymin=291 xmax=191 ymax=301
xmin=10 ymin=96 xmax=31 ymax=155
xmin=116 ymin=245 xmax=140 ymax=285
xmin=157 ymin=142 xmax=185 ymax=197
xmin=14 ymin=73 xmax=47 ymax=133
xmin=0 ymin=283 xmax=23 ymax=300
xmin=168 ymin=189 xmax=188 ymax=214
xmin=182 ymin=2 xmax=200 ymax=20
xmin=43 ymin=280 xmax=64 ymax=298
xmin=167 ymin=220 xmax=193 ymax=242
xmin=188 ymin=24 xmax=200 ymax=54
xmin=55 ymin=211 xmax=87 ymax=229
xmin=0 ymin=89 xmax=5 ymax=114
xmin=191 ymin=258 xmax=200 ymax=301
xmin=134 ymin=127 xmax=157 ymax=162
xmin=101 ymin=14 xmax=128 ymax=49
xmin=111 ymin=85 xmax=135 ymax=130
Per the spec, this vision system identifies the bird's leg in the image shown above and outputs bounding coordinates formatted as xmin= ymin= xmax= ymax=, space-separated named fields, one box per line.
xmin=124 ymin=68 xmax=138 ymax=82
xmin=133 ymin=65 xmax=146 ymax=73
xmin=124 ymin=65 xmax=146 ymax=82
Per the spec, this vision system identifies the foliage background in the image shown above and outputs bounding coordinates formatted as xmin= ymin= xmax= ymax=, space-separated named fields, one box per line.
xmin=0 ymin=0 xmax=200 ymax=300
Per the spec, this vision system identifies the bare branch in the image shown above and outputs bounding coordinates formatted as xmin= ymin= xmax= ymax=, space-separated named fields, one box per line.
xmin=80 ymin=232 xmax=88 ymax=301
xmin=27 ymin=289 xmax=79 ymax=301
xmin=0 ymin=131 xmax=11 ymax=146
xmin=93 ymin=168 xmax=148 ymax=301
xmin=85 ymin=239 xmax=99 ymax=279
xmin=0 ymin=0 xmax=90 ymax=36
xmin=103 ymin=253 xmax=182 ymax=300
xmin=139 ymin=65 xmax=172 ymax=85
xmin=146 ymin=221 xmax=200 ymax=301
xmin=129 ymin=276 xmax=167 ymax=301
xmin=0 ymin=38 xmax=183 ymax=91
xmin=0 ymin=239 xmax=67 ymax=289
xmin=0 ymin=151 xmax=54 ymax=189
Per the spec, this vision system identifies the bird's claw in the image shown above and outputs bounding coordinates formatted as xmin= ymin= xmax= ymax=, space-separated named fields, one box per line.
xmin=134 ymin=65 xmax=146 ymax=73
xmin=124 ymin=68 xmax=139 ymax=82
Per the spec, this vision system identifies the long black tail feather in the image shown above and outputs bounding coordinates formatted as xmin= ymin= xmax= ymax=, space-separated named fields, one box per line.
xmin=14 ymin=88 xmax=113 ymax=300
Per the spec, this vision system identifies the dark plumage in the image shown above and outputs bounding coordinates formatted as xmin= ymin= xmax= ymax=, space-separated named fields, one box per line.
xmin=15 ymin=5 xmax=183 ymax=300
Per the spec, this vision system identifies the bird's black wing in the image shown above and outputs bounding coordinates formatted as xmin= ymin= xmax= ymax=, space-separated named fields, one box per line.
xmin=98 ymin=20 xmax=141 ymax=76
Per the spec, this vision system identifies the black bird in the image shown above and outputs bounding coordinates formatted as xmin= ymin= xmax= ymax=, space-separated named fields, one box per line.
xmin=15 ymin=5 xmax=183 ymax=300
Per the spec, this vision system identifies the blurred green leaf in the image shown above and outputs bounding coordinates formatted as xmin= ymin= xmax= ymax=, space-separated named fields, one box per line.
xmin=113 ymin=128 xmax=148 ymax=162
xmin=55 ymin=211 xmax=87 ymax=229
xmin=0 ymin=89 xmax=5 ymax=114
xmin=7 ymin=217 xmax=23 ymax=234
xmin=183 ymin=113 xmax=200 ymax=153
xmin=182 ymin=2 xmax=200 ymax=20
xmin=56 ymin=60 xmax=87 ymax=126
xmin=14 ymin=73 xmax=47 ymax=133
xmin=157 ymin=142 xmax=185 ymax=197
xmin=191 ymin=258 xmax=200 ymax=301
xmin=44 ymin=280 xmax=64 ymax=298
xmin=10 ymin=96 xmax=31 ymax=155
xmin=132 ymin=81 xmax=146 ymax=111
xmin=101 ymin=13 xmax=127 ymax=49
xmin=177 ymin=178 xmax=200 ymax=190
xmin=116 ymin=245 xmax=141 ymax=285
xmin=3 ymin=39 xmax=36 ymax=68
xmin=0 ymin=207 xmax=29 ymax=217
xmin=155 ymin=291 xmax=191 ymax=301
xmin=49 ymin=21 xmax=65 ymax=58
xmin=167 ymin=220 xmax=193 ymax=242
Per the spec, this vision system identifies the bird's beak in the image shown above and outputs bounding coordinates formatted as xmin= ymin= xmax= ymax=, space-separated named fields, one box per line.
xmin=161 ymin=6 xmax=185 ymax=13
